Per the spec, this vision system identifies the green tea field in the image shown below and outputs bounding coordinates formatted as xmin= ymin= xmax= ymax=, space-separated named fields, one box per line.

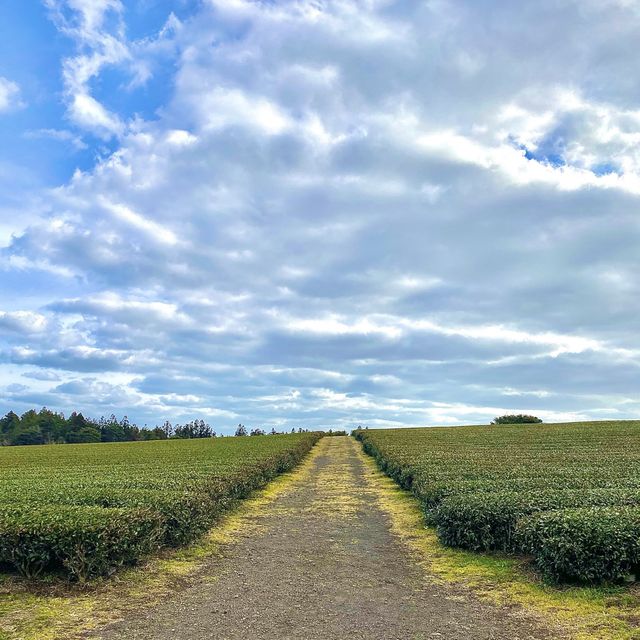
xmin=356 ymin=421 xmax=640 ymax=583
xmin=1 ymin=425 xmax=640 ymax=640
xmin=0 ymin=433 xmax=321 ymax=581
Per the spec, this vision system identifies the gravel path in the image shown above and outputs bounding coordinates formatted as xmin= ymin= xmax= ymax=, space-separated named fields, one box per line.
xmin=89 ymin=436 xmax=551 ymax=640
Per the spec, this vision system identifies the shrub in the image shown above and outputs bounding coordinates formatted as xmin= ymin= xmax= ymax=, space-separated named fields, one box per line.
xmin=414 ymin=476 xmax=640 ymax=513
xmin=433 ymin=489 xmax=640 ymax=552
xmin=0 ymin=432 xmax=323 ymax=581
xmin=491 ymin=414 xmax=542 ymax=424
xmin=355 ymin=421 xmax=640 ymax=584
xmin=0 ymin=504 xmax=163 ymax=581
xmin=31 ymin=488 xmax=221 ymax=548
xmin=516 ymin=507 xmax=640 ymax=583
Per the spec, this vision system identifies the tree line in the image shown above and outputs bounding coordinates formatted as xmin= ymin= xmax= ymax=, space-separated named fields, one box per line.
xmin=0 ymin=409 xmax=214 ymax=446
xmin=233 ymin=425 xmax=346 ymax=436
xmin=0 ymin=409 xmax=341 ymax=446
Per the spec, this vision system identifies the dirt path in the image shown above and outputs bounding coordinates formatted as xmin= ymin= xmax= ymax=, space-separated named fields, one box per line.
xmin=89 ymin=436 xmax=551 ymax=640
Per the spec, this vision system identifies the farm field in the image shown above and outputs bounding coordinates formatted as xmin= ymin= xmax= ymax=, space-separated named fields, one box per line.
xmin=0 ymin=432 xmax=639 ymax=639
xmin=0 ymin=433 xmax=321 ymax=581
xmin=355 ymin=421 xmax=640 ymax=584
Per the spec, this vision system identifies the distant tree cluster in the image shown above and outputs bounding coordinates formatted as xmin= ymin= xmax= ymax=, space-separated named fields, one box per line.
xmin=0 ymin=410 xmax=340 ymax=446
xmin=234 ymin=424 xmax=318 ymax=437
xmin=491 ymin=414 xmax=543 ymax=425
xmin=0 ymin=409 xmax=217 ymax=446
xmin=172 ymin=419 xmax=215 ymax=439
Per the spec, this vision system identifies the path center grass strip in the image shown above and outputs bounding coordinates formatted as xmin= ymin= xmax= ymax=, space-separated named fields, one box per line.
xmin=0 ymin=433 xmax=322 ymax=581
xmin=355 ymin=421 xmax=640 ymax=584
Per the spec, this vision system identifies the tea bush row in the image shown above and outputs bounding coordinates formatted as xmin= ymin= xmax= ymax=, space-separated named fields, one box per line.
xmin=355 ymin=422 xmax=640 ymax=583
xmin=0 ymin=433 xmax=322 ymax=581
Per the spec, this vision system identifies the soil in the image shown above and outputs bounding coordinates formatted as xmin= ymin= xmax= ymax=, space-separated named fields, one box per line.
xmin=88 ymin=436 xmax=551 ymax=640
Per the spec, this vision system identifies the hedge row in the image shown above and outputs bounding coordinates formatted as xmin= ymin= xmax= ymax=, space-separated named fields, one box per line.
xmin=517 ymin=507 xmax=640 ymax=583
xmin=355 ymin=422 xmax=640 ymax=584
xmin=0 ymin=504 xmax=163 ymax=580
xmin=414 ymin=475 xmax=640 ymax=511
xmin=433 ymin=488 xmax=640 ymax=553
xmin=0 ymin=433 xmax=322 ymax=581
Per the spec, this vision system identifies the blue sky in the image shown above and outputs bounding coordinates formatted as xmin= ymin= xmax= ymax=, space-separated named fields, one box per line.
xmin=1 ymin=0 xmax=640 ymax=433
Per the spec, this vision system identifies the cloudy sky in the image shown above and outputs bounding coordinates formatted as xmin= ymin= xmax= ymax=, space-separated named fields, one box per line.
xmin=1 ymin=0 xmax=639 ymax=432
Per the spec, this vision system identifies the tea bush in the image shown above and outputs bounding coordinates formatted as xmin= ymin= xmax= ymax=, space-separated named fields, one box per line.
xmin=516 ymin=507 xmax=640 ymax=583
xmin=0 ymin=433 xmax=322 ymax=580
xmin=355 ymin=421 xmax=640 ymax=584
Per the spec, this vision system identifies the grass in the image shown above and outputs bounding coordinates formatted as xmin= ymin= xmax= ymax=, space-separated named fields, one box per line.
xmin=358 ymin=445 xmax=640 ymax=640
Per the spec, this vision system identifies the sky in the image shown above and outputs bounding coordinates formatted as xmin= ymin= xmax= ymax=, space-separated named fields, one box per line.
xmin=1 ymin=0 xmax=640 ymax=433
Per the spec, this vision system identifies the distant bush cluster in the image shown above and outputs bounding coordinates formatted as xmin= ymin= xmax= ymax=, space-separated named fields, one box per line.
xmin=491 ymin=414 xmax=542 ymax=425
xmin=234 ymin=424 xmax=346 ymax=437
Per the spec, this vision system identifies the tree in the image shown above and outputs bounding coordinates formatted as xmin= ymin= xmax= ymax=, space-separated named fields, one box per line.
xmin=99 ymin=414 xmax=127 ymax=442
xmin=67 ymin=426 xmax=101 ymax=443
xmin=193 ymin=419 xmax=214 ymax=438
xmin=120 ymin=416 xmax=141 ymax=441
xmin=491 ymin=414 xmax=542 ymax=425
xmin=36 ymin=408 xmax=66 ymax=443
xmin=67 ymin=411 xmax=88 ymax=430
xmin=12 ymin=427 xmax=45 ymax=446
xmin=0 ymin=407 xmax=214 ymax=446
xmin=20 ymin=409 xmax=39 ymax=428
xmin=174 ymin=420 xmax=214 ymax=439
xmin=173 ymin=423 xmax=191 ymax=439
xmin=66 ymin=412 xmax=100 ymax=443
xmin=161 ymin=420 xmax=174 ymax=438
xmin=0 ymin=411 xmax=21 ymax=444
xmin=149 ymin=426 xmax=169 ymax=440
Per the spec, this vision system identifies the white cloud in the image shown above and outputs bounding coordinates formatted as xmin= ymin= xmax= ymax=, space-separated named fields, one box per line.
xmin=281 ymin=312 xmax=632 ymax=359
xmin=69 ymin=94 xmax=124 ymax=137
xmin=0 ymin=78 xmax=23 ymax=113
xmin=166 ymin=130 xmax=198 ymax=146
xmin=44 ymin=0 xmax=127 ymax=136
xmin=284 ymin=315 xmax=403 ymax=340
xmin=100 ymin=199 xmax=179 ymax=245
xmin=4 ymin=0 xmax=640 ymax=429
xmin=24 ymin=128 xmax=88 ymax=150
xmin=43 ymin=0 xmax=181 ymax=138
xmin=196 ymin=88 xmax=291 ymax=135
xmin=0 ymin=311 xmax=50 ymax=335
